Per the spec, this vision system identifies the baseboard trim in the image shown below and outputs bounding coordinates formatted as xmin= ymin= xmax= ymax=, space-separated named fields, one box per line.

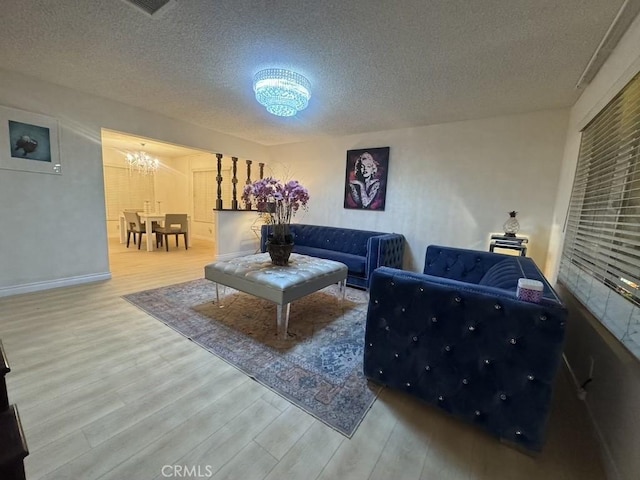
xmin=214 ymin=249 xmax=257 ymax=262
xmin=0 ymin=272 xmax=112 ymax=298
xmin=562 ymin=354 xmax=620 ymax=480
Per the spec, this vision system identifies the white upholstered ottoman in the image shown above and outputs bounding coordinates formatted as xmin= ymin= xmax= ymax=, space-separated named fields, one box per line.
xmin=204 ymin=253 xmax=348 ymax=338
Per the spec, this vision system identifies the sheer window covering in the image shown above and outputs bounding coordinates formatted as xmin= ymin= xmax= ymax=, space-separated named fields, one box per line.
xmin=104 ymin=166 xmax=155 ymax=221
xmin=193 ymin=170 xmax=216 ymax=223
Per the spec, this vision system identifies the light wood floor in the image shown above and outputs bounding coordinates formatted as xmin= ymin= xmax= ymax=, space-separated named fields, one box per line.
xmin=0 ymin=237 xmax=607 ymax=480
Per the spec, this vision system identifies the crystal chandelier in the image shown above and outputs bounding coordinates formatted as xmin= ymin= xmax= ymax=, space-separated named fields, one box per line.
xmin=253 ymin=68 xmax=311 ymax=117
xmin=125 ymin=144 xmax=159 ymax=175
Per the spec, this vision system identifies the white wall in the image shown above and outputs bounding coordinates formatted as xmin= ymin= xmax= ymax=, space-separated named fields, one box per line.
xmin=269 ymin=109 xmax=569 ymax=272
xmin=0 ymin=68 xmax=267 ymax=295
xmin=547 ymin=12 xmax=640 ymax=480
xmin=215 ymin=210 xmax=260 ymax=259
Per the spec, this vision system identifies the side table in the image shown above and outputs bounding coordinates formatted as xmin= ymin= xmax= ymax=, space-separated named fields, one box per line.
xmin=489 ymin=234 xmax=528 ymax=256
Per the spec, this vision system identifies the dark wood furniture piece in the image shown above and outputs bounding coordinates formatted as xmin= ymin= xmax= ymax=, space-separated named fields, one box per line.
xmin=0 ymin=340 xmax=29 ymax=480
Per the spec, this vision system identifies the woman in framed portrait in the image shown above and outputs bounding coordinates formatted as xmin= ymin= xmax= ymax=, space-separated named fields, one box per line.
xmin=348 ymin=152 xmax=381 ymax=209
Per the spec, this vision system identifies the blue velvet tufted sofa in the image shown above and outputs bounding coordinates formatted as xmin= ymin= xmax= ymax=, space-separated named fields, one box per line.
xmin=260 ymin=224 xmax=405 ymax=289
xmin=363 ymin=245 xmax=568 ymax=452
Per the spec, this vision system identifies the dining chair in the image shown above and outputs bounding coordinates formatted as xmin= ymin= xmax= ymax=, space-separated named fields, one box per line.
xmin=122 ymin=209 xmax=141 ymax=245
xmin=123 ymin=211 xmax=147 ymax=249
xmin=154 ymin=214 xmax=188 ymax=251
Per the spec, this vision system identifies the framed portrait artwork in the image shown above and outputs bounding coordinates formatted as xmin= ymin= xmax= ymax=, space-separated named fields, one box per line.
xmin=0 ymin=105 xmax=61 ymax=175
xmin=344 ymin=147 xmax=389 ymax=211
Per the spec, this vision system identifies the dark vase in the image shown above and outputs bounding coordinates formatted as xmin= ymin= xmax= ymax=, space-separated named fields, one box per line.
xmin=266 ymin=240 xmax=294 ymax=266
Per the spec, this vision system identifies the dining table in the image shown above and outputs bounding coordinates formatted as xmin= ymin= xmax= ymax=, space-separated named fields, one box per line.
xmin=119 ymin=212 xmax=191 ymax=252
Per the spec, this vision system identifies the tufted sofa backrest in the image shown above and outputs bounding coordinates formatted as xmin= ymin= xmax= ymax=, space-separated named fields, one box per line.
xmin=288 ymin=224 xmax=387 ymax=256
xmin=424 ymin=245 xmax=562 ymax=303
xmin=424 ymin=245 xmax=508 ymax=283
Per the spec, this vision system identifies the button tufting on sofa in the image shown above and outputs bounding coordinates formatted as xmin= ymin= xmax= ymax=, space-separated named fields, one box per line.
xmin=363 ymin=244 xmax=568 ymax=452
xmin=261 ymin=224 xmax=404 ymax=289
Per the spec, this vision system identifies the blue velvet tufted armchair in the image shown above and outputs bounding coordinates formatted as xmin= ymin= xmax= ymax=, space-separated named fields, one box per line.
xmin=363 ymin=245 xmax=568 ymax=452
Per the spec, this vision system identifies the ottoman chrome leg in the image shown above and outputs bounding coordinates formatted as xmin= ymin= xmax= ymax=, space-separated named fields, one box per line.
xmin=276 ymin=303 xmax=291 ymax=339
xmin=214 ymin=283 xmax=227 ymax=306
xmin=339 ymin=279 xmax=346 ymax=300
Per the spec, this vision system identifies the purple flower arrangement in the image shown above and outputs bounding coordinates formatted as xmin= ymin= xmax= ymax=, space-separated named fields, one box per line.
xmin=242 ymin=177 xmax=310 ymax=243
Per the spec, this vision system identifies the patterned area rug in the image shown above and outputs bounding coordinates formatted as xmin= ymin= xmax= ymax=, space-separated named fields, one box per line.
xmin=123 ymin=279 xmax=380 ymax=437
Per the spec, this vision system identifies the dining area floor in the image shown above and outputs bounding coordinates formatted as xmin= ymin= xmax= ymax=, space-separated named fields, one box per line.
xmin=108 ymin=236 xmax=216 ymax=275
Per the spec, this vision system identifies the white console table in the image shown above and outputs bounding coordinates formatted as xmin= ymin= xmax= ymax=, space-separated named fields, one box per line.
xmin=119 ymin=213 xmax=191 ymax=252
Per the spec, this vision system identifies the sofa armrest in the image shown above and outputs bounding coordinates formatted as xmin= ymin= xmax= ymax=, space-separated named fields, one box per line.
xmin=366 ymin=233 xmax=405 ymax=282
xmin=364 ymin=266 xmax=567 ymax=451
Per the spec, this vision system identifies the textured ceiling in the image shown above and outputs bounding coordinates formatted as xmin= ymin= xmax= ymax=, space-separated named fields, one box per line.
xmin=0 ymin=0 xmax=631 ymax=146
xmin=101 ymin=129 xmax=209 ymax=158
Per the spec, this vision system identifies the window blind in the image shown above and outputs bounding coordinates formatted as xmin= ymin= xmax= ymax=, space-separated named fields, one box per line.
xmin=559 ymin=71 xmax=640 ymax=357
xmin=193 ymin=170 xmax=216 ymax=222
xmin=103 ymin=166 xmax=155 ymax=221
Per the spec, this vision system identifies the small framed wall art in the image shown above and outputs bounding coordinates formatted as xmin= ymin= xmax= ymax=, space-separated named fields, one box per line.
xmin=0 ymin=105 xmax=61 ymax=175
xmin=344 ymin=147 xmax=389 ymax=210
